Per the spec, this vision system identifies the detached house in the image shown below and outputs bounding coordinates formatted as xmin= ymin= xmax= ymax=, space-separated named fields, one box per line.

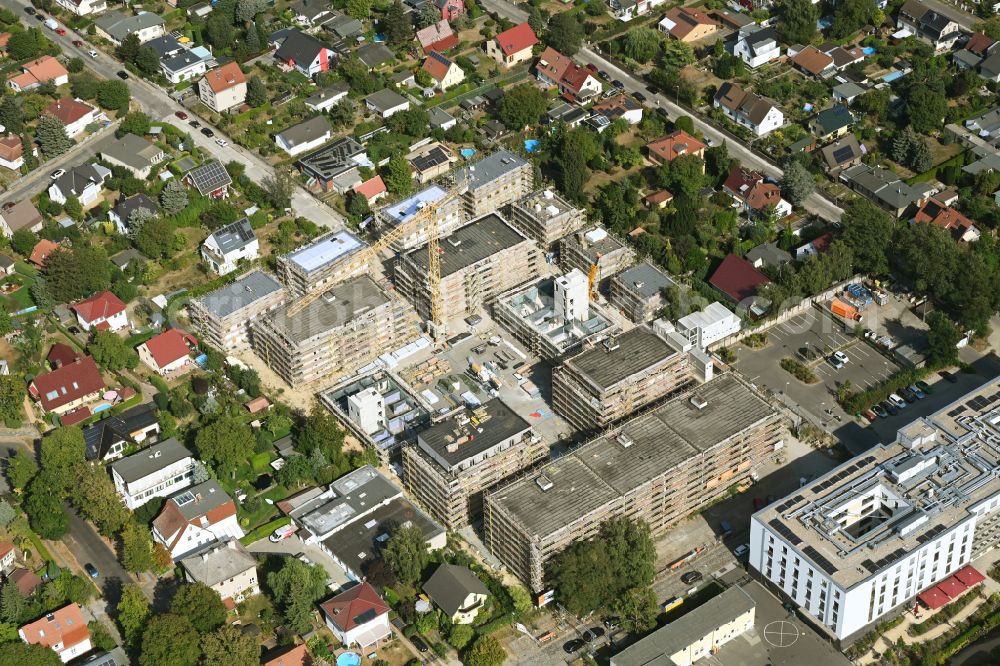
xmin=153 ymin=480 xmax=244 ymax=560
xmin=320 ymin=583 xmax=392 ymax=649
xmin=422 ymin=52 xmax=465 ymax=91
xmin=48 ymin=163 xmax=111 ymax=207
xmin=609 ymin=0 xmax=665 ymax=21
xmin=44 ymin=98 xmax=97 ymax=138
xmin=305 ymin=83 xmax=349 ymax=112
xmin=790 ymin=46 xmax=835 ymax=79
xmin=364 ymin=89 xmax=410 ymax=118
xmin=432 ymin=0 xmax=464 ymax=21
xmin=593 ymin=93 xmax=643 ymax=125
xmin=109 ymin=193 xmax=158 ymax=234
xmin=19 ymin=604 xmax=91 ymax=663
xmin=658 ymin=6 xmax=718 ymax=42
xmin=810 ymin=105 xmax=855 ymax=141
xmin=898 ymin=0 xmax=962 ymax=52
xmin=417 ymin=20 xmax=458 ymax=54
xmin=713 ymin=82 xmax=783 ymax=136
xmin=488 ymin=22 xmax=538 ymax=68
xmin=8 ymin=56 xmax=69 ymax=92
xmin=82 ymin=402 xmax=160 ymax=461
xmin=201 ymin=217 xmax=258 ymax=275
xmin=160 ymin=49 xmax=211 ymax=84
xmin=819 ymin=134 xmax=864 ymax=175
xmin=290 ymin=0 xmax=335 ymax=26
xmin=137 ymin=328 xmax=197 ymax=375
xmin=72 ymin=291 xmax=128 ymax=332
xmin=646 ymin=130 xmax=707 ymax=167
xmin=100 ymin=133 xmax=165 ymax=179
xmin=94 ymin=10 xmax=166 ymax=46
xmin=275 ymin=116 xmax=333 ymax=157
xmin=28 ymin=356 xmax=105 ymax=416
xmin=841 ymin=163 xmax=928 ymax=217
xmin=914 ymin=197 xmax=981 ymax=242
xmin=423 ymin=564 xmax=489 ymax=624
xmin=534 ymin=47 xmax=600 ymax=101
xmin=199 ymin=62 xmax=247 ymax=113
xmin=733 ymin=24 xmax=781 ymax=68
xmin=185 ymin=160 xmax=232 ymax=198
xmin=274 ymin=30 xmax=336 ymax=78
xmin=0 ymin=135 xmax=23 ymax=171
xmin=55 ymin=0 xmax=105 ymax=16
xmin=111 ymin=438 xmax=196 ymax=510
xmin=0 ymin=199 xmax=42 ymax=237
xmin=723 ymin=166 xmax=792 ymax=218
xmin=180 ymin=539 xmax=259 ymax=605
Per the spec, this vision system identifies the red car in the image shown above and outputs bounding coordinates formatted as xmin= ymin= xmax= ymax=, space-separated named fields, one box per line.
xmin=175 ymin=111 xmax=188 ymax=120
xmin=72 ymin=39 xmax=83 ymax=47
xmin=55 ymin=28 xmax=66 ymax=36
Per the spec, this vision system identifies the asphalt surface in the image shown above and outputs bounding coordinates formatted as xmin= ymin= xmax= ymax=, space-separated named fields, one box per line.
xmin=63 ymin=503 xmax=137 ymax=599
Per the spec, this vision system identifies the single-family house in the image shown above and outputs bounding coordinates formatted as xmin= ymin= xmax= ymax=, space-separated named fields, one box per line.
xmin=94 ymin=10 xmax=166 ymax=46
xmin=488 ymin=22 xmax=538 ymax=68
xmin=534 ymin=47 xmax=601 ymax=101
xmin=593 ymin=93 xmax=643 ymax=125
xmin=609 ymin=0 xmax=665 ymax=21
xmin=305 ymin=82 xmax=350 ymax=111
xmin=0 ymin=135 xmax=24 ymax=171
xmin=428 ymin=106 xmax=457 ymax=131
xmin=832 ymin=81 xmax=867 ymax=104
xmin=353 ymin=176 xmax=387 ymax=204
xmin=422 ymin=51 xmax=465 ymax=91
xmin=18 ymin=604 xmax=91 ymax=663
xmin=709 ymin=253 xmax=771 ymax=307
xmin=0 ymin=543 xmax=16 ymax=573
xmin=180 ymin=539 xmax=259 ymax=605
xmin=263 ymin=645 xmax=312 ymax=666
xmin=810 ymin=105 xmax=855 ymax=140
xmin=733 ymin=24 xmax=781 ymax=68
xmin=153 ymin=480 xmax=244 ymax=560
xmin=72 ymin=291 xmax=128 ymax=332
xmin=790 ymin=46 xmax=835 ymax=79
xmin=432 ymin=0 xmax=464 ymax=21
xmin=100 ymin=133 xmax=165 ymax=179
xmin=44 ymin=98 xmax=97 ymax=138
xmin=423 ymin=564 xmax=489 ymax=624
xmin=0 ymin=254 xmax=14 ymax=276
xmin=819 ymin=134 xmax=864 ymax=175
xmin=82 ymin=401 xmax=160 ymax=461
xmin=275 ymin=116 xmax=333 ymax=156
xmin=201 ymin=217 xmax=258 ymax=275
xmin=298 ymin=137 xmax=370 ymax=193
xmin=357 ymin=43 xmax=395 ymax=70
xmin=408 ymin=142 xmax=456 ymax=183
xmin=109 ymin=193 xmax=158 ymax=235
xmin=48 ymin=163 xmax=110 ymax=207
xmin=146 ymin=35 xmax=184 ymax=59
xmin=110 ymin=248 xmax=148 ymax=272
xmin=0 ymin=199 xmax=42 ymax=236
xmin=29 ymin=239 xmax=60 ymax=267
xmin=723 ymin=166 xmax=792 ymax=218
xmin=365 ymin=89 xmax=410 ymax=118
xmin=324 ymin=12 xmax=364 ymax=40
xmin=794 ymin=231 xmax=834 ymax=260
xmin=55 ymin=0 xmax=105 ymax=17
xmin=320 ymin=583 xmax=392 ymax=649
xmin=746 ymin=241 xmax=791 ymax=268
xmin=110 ymin=438 xmax=196 ymax=510
xmin=28 ymin=356 xmax=105 ymax=415
xmin=966 ymin=108 xmax=1000 ymax=139
xmin=290 ymin=0 xmax=335 ymax=26
xmin=713 ymin=82 xmax=783 ymax=136
xmin=8 ymin=56 xmax=69 ymax=92
xmin=841 ymin=163 xmax=928 ymax=217
xmin=914 ymin=197 xmax=981 ymax=242
xmin=646 ymin=130 xmax=707 ymax=167
xmin=898 ymin=0 xmax=962 ymax=52
xmin=417 ymin=20 xmax=458 ymax=54
xmin=160 ymin=49 xmax=211 ymax=84
xmin=658 ymin=6 xmax=718 ymax=42
xmin=48 ymin=343 xmax=79 ymax=369
xmin=199 ymin=62 xmax=247 ymax=113
xmin=185 ymin=160 xmax=232 ymax=198
xmin=274 ymin=30 xmax=336 ymax=78
xmin=645 ymin=189 xmax=674 ymax=208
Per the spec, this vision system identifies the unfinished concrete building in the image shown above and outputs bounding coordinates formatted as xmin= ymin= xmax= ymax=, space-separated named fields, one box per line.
xmin=395 ymin=213 xmax=543 ymax=323
xmin=403 ymin=399 xmax=545 ymax=530
xmin=609 ymin=262 xmax=679 ymax=323
xmin=484 ymin=373 xmax=783 ymax=591
xmin=452 ymin=150 xmax=533 ymax=218
xmin=552 ymin=326 xmax=692 ymax=432
xmin=188 ymin=270 xmax=285 ymax=352
xmin=276 ymin=230 xmax=368 ymax=298
xmin=560 ymin=226 xmax=636 ymax=289
xmin=250 ymin=275 xmax=420 ymax=386
xmin=509 ymin=188 xmax=587 ymax=249
xmin=494 ymin=270 xmax=616 ymax=361
xmin=376 ymin=184 xmax=465 ymax=252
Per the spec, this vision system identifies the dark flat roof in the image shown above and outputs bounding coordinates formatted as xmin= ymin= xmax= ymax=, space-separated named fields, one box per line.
xmin=402 ymin=214 xmax=528 ymax=278
xmin=416 ymin=399 xmax=531 ymax=469
xmin=562 ymin=327 xmax=678 ymax=391
xmin=263 ymin=274 xmax=389 ymax=344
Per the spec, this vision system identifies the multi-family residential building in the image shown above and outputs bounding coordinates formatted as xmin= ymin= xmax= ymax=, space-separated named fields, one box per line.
xmin=450 ymin=149 xmax=534 ymax=218
xmin=376 ymin=185 xmax=464 ymax=251
xmin=750 ymin=378 xmax=1000 ymax=643
xmin=551 ymin=326 xmax=693 ymax=432
xmin=180 ymin=539 xmax=258 ymax=604
xmin=609 ymin=262 xmax=678 ymax=323
xmin=403 ymin=399 xmax=545 ymax=530
xmin=714 ymin=82 xmax=784 ymax=136
xmin=508 ymin=188 xmax=586 ymax=249
xmin=198 ymin=62 xmax=247 ymax=113
xmin=275 ymin=229 xmax=368 ymax=297
xmin=898 ymin=0 xmax=962 ymax=52
xmin=94 ymin=10 xmax=166 ymax=45
xmin=487 ymin=22 xmax=538 ymax=68
xmin=485 ymin=373 xmax=783 ymax=591
xmin=82 ymin=402 xmax=160 ymax=461
xmin=110 ymin=438 xmax=196 ymax=510
xmin=18 ymin=604 xmax=92 ymax=663
xmin=251 ymin=275 xmax=420 ymax=386
xmin=559 ymin=226 xmax=637 ymax=288
xmin=673 ymin=301 xmax=742 ymax=349
xmin=395 ymin=213 xmax=543 ymax=323
xmin=188 ymin=270 xmax=285 ymax=352
xmin=153 ymin=480 xmax=244 ymax=560
xmin=201 ymin=218 xmax=258 ymax=275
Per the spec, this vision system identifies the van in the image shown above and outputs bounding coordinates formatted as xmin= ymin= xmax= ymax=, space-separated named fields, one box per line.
xmin=269 ymin=524 xmax=295 ymax=542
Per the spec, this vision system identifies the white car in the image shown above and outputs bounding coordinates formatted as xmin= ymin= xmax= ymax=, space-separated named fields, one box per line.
xmin=215 ymin=138 xmax=228 ymax=147
xmin=49 ymin=168 xmax=65 ymax=180
xmin=88 ymin=49 xmax=97 ymax=58
xmin=829 ymin=351 xmax=849 ymax=369
xmin=888 ymin=393 xmax=908 ymax=409
xmin=268 ymin=524 xmax=295 ymax=542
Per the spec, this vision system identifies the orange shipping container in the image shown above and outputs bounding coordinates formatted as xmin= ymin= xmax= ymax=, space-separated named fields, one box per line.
xmin=831 ymin=299 xmax=860 ymax=321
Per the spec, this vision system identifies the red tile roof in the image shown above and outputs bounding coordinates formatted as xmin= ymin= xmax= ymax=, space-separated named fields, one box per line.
xmin=141 ymin=328 xmax=193 ymax=370
xmin=0 ymin=542 xmax=14 ymax=560
xmin=320 ymin=582 xmax=390 ymax=632
xmin=19 ymin=603 xmax=90 ymax=653
xmin=9 ymin=569 xmax=41 ymax=596
xmin=47 ymin=342 xmax=80 ymax=369
xmin=417 ymin=20 xmax=455 ymax=52
xmin=28 ymin=356 xmax=105 ymax=412
xmin=72 ymin=290 xmax=127 ymax=324
xmin=792 ymin=46 xmax=834 ymax=76
xmin=422 ymin=51 xmax=454 ymax=82
xmin=29 ymin=239 xmax=60 ymax=267
xmin=264 ymin=644 xmax=312 ymax=666
xmin=495 ymin=22 xmax=538 ymax=56
xmin=914 ymin=198 xmax=978 ymax=238
xmin=662 ymin=6 xmax=717 ymax=40
xmin=202 ymin=62 xmax=246 ymax=93
xmin=60 ymin=406 xmax=92 ymax=426
xmin=535 ymin=46 xmax=573 ymax=83
xmin=353 ymin=175 xmax=386 ymax=201
xmin=44 ymin=98 xmax=94 ymax=126
xmin=966 ymin=31 xmax=996 ymax=56
xmin=153 ymin=489 xmax=237 ymax=553
xmin=646 ymin=130 xmax=707 ymax=163
xmin=709 ymin=254 xmax=771 ymax=302
xmin=645 ymin=190 xmax=674 ymax=205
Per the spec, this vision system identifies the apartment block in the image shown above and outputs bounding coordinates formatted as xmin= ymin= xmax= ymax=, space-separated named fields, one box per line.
xmin=452 ymin=150 xmax=533 ymax=218
xmin=485 ymin=373 xmax=783 ymax=592
xmin=376 ymin=184 xmax=464 ymax=252
xmin=403 ymin=399 xmax=546 ymax=529
xmin=110 ymin=438 xmax=196 ymax=510
xmin=560 ymin=226 xmax=636 ymax=289
xmin=395 ymin=213 xmax=543 ymax=323
xmin=551 ymin=326 xmax=692 ymax=432
xmin=609 ymin=262 xmax=678 ymax=323
xmin=188 ymin=271 xmax=285 ymax=353
xmin=509 ymin=188 xmax=587 ymax=249
xmin=250 ymin=275 xmax=420 ymax=386
xmin=276 ymin=229 xmax=368 ymax=298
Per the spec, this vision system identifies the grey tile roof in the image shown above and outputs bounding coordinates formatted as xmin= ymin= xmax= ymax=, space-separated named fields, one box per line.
xmin=100 ymin=133 xmax=161 ymax=171
xmin=180 ymin=539 xmax=255 ymax=587
xmin=194 ymin=270 xmax=283 ymax=318
xmin=146 ymin=35 xmax=183 ymax=58
xmin=110 ymin=438 xmax=193 ymax=483
xmin=276 ymin=115 xmax=332 ymax=150
xmin=745 ymin=241 xmax=791 ymax=267
xmin=428 ymin=106 xmax=455 ymax=128
xmin=54 ymin=164 xmax=109 ymax=199
xmin=422 ymin=564 xmax=489 ymax=616
xmin=161 ymin=49 xmax=208 ymax=74
xmin=95 ymin=10 xmax=165 ymax=43
xmin=83 ymin=402 xmax=158 ymax=460
xmin=111 ymin=193 xmax=157 ymax=224
xmin=275 ymin=30 xmax=332 ymax=67
xmin=166 ymin=480 xmax=232 ymax=520
xmin=305 ymin=82 xmax=350 ymax=108
xmin=364 ymin=88 xmax=408 ymax=113
xmin=356 ymin=43 xmax=394 ymax=68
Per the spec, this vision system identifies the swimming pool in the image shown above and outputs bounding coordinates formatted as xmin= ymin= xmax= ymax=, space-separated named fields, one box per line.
xmin=93 ymin=404 xmax=112 ymax=414
xmin=460 ymin=148 xmax=476 ymax=159
xmin=524 ymin=139 xmax=540 ymax=152
xmin=336 ymin=652 xmax=361 ymax=666
xmin=862 ymin=46 xmax=876 ymax=55
xmin=882 ymin=70 xmax=903 ymax=83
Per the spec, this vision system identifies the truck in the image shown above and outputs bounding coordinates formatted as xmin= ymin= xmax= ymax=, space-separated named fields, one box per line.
xmin=831 ymin=298 xmax=862 ymax=322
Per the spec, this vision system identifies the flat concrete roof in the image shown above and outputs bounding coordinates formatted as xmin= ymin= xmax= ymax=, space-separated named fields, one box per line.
xmin=614 ymin=262 xmax=677 ymax=299
xmin=416 ymin=399 xmax=531 ymax=469
xmin=381 ymin=185 xmax=448 ymax=226
xmin=561 ymin=327 xmax=679 ymax=392
xmin=283 ymin=230 xmax=365 ymax=274
xmin=402 ymin=213 xmax=527 ymax=279
xmin=489 ymin=374 xmax=776 ymax=540
xmin=263 ymin=275 xmax=389 ymax=344
xmin=194 ymin=270 xmax=283 ymax=319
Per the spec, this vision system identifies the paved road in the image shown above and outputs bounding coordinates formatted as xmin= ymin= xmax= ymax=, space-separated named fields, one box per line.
xmin=480 ymin=0 xmax=844 ymax=223
xmin=1 ymin=0 xmax=347 ymax=230
xmin=63 ymin=504 xmax=138 ymax=599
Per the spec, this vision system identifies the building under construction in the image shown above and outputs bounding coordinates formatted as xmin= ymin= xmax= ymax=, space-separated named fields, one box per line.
xmin=188 ymin=270 xmax=285 ymax=352
xmin=395 ymin=213 xmax=543 ymax=324
xmin=250 ymin=275 xmax=420 ymax=386
xmin=276 ymin=230 xmax=368 ymax=298
xmin=403 ymin=399 xmax=546 ymax=530
xmin=484 ymin=373 xmax=784 ymax=592
xmin=451 ymin=149 xmax=533 ymax=219
xmin=560 ymin=226 xmax=636 ymax=290
xmin=509 ymin=188 xmax=586 ymax=249
xmin=375 ymin=184 xmax=465 ymax=252
xmin=551 ymin=326 xmax=694 ymax=433
xmin=609 ymin=262 xmax=679 ymax=323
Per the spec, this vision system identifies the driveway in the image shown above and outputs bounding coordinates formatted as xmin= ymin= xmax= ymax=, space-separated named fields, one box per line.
xmin=246 ymin=535 xmax=351 ymax=591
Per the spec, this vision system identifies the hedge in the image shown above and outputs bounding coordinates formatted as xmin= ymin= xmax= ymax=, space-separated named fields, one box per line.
xmin=839 ymin=367 xmax=925 ymax=413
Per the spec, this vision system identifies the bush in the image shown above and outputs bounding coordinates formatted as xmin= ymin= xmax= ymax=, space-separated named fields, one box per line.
xmin=780 ymin=358 xmax=818 ymax=384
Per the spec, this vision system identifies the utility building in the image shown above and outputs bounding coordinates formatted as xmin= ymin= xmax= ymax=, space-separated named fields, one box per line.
xmin=250 ymin=275 xmax=420 ymax=386
xmin=551 ymin=326 xmax=693 ymax=432
xmin=485 ymin=374 xmax=783 ymax=592
xmin=509 ymin=189 xmax=587 ymax=249
xmin=403 ymin=399 xmax=545 ymax=530
xmin=276 ymin=230 xmax=368 ymax=298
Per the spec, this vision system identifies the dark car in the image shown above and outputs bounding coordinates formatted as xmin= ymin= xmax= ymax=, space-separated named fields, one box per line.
xmin=941 ymin=370 xmax=959 ymax=383
xmin=189 ymin=120 xmax=201 ymax=128
xmin=899 ymin=387 xmax=918 ymax=403
xmin=200 ymin=127 xmax=215 ymax=137
xmin=116 ymin=70 xmax=129 ymax=80
xmin=656 ymin=107 xmax=669 ymax=118
xmin=633 ymin=91 xmax=647 ymax=103
xmin=872 ymin=403 xmax=889 ymax=418
xmin=681 ymin=571 xmax=703 ymax=585
xmin=563 ymin=639 xmax=586 ymax=653
xmin=881 ymin=400 xmax=899 ymax=416
xmin=916 ymin=380 xmax=933 ymax=394
xmin=612 ymin=79 xmax=625 ymax=90
xmin=24 ymin=6 xmax=36 ymax=14
xmin=72 ymin=39 xmax=83 ymax=47
xmin=585 ymin=627 xmax=605 ymax=640
xmin=411 ymin=637 xmax=429 ymax=653
xmin=603 ymin=616 xmax=620 ymax=631
xmin=598 ymin=70 xmax=610 ymax=81
xmin=84 ymin=563 xmax=98 ymax=578
xmin=175 ymin=110 xmax=188 ymax=120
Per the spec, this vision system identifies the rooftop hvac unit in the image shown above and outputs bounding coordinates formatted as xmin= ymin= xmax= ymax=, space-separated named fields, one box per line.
xmin=543 ymin=190 xmax=554 ymax=199
xmin=536 ymin=474 xmax=554 ymax=491
xmin=690 ymin=395 xmax=708 ymax=410
xmin=603 ymin=337 xmax=619 ymax=352
xmin=617 ymin=433 xmax=633 ymax=448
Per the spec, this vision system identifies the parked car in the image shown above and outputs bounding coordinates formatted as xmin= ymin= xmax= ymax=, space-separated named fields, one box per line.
xmin=88 ymin=49 xmax=98 ymax=58
xmin=898 ymin=388 xmax=918 ymax=403
xmin=612 ymin=79 xmax=625 ymax=90
xmin=916 ymin=380 xmax=933 ymax=394
xmin=50 ymin=168 xmax=65 ymax=180
xmin=116 ymin=70 xmax=129 ymax=79
xmin=201 ymin=127 xmax=215 ymax=137
xmin=908 ymin=384 xmax=926 ymax=399
xmin=84 ymin=563 xmax=98 ymax=578
xmin=881 ymin=400 xmax=899 ymax=416
xmin=888 ymin=393 xmax=908 ymax=409
xmin=586 ymin=627 xmax=605 ymax=640
xmin=175 ymin=111 xmax=188 ymax=120
xmin=872 ymin=404 xmax=889 ymax=418
xmin=215 ymin=138 xmax=228 ymax=147
xmin=23 ymin=6 xmax=36 ymax=14
xmin=563 ymin=639 xmax=586 ymax=653
xmin=633 ymin=91 xmax=647 ymax=103
xmin=681 ymin=571 xmax=703 ymax=585
xmin=829 ymin=351 xmax=850 ymax=368
xmin=863 ymin=409 xmax=877 ymax=422
xmin=72 ymin=39 xmax=83 ymax=46
xmin=941 ymin=370 xmax=959 ymax=383
xmin=268 ymin=524 xmax=295 ymax=542
xmin=733 ymin=544 xmax=750 ymax=558
xmin=55 ymin=27 xmax=66 ymax=35
xmin=411 ymin=637 xmax=429 ymax=653
xmin=189 ymin=120 xmax=201 ymax=128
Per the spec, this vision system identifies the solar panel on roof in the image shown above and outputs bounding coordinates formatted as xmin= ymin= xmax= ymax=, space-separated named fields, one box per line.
xmin=832 ymin=146 xmax=855 ymax=163
xmin=187 ymin=160 xmax=231 ymax=195
xmin=769 ymin=518 xmax=803 ymax=545
xmin=803 ymin=545 xmax=838 ymax=575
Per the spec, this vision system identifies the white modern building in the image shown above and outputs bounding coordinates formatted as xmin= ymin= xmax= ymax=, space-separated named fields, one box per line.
xmin=347 ymin=388 xmax=385 ymax=436
xmin=750 ymin=378 xmax=1000 ymax=643
xmin=110 ymin=438 xmax=196 ymax=510
xmin=201 ymin=218 xmax=258 ymax=276
xmin=675 ymin=301 xmax=741 ymax=349
xmin=733 ymin=24 xmax=782 ymax=68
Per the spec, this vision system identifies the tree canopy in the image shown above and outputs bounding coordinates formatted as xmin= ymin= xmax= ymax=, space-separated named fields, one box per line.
xmin=383 ymin=524 xmax=428 ymax=585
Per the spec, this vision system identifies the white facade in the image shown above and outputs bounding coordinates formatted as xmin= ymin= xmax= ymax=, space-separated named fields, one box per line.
xmin=348 ymin=388 xmax=385 ymax=435
xmin=676 ymin=301 xmax=741 ymax=349
xmin=49 ymin=179 xmax=103 ymax=207
xmin=112 ymin=456 xmax=196 ymax=510
xmin=137 ymin=343 xmax=189 ymax=376
xmin=325 ymin=609 xmax=391 ymax=648
xmin=275 ymin=128 xmax=332 ymax=157
xmin=200 ymin=234 xmax=259 ymax=276
xmin=553 ymin=269 xmax=589 ymax=322
xmin=56 ymin=0 xmax=106 ymax=16
xmin=733 ymin=29 xmax=782 ymax=68
xmin=59 ymin=106 xmax=98 ymax=139
xmin=76 ymin=308 xmax=127 ymax=333
xmin=155 ymin=514 xmax=244 ymax=561
xmin=162 ymin=56 xmax=209 ymax=84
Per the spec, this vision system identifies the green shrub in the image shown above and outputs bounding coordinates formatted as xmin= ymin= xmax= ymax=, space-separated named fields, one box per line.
xmin=250 ymin=452 xmax=271 ymax=474
xmin=780 ymin=358 xmax=818 ymax=384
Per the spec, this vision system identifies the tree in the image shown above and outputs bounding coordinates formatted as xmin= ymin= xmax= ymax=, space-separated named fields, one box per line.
xmin=195 ymin=417 xmax=254 ymax=478
xmin=200 ymin=625 xmax=260 ymax=665
xmin=661 ymin=40 xmax=695 ymax=68
xmin=910 ymin=139 xmax=933 ymax=173
xmin=602 ymin=517 xmax=655 ymax=591
xmin=622 ymin=27 xmax=661 ymax=63
xmin=136 ymin=46 xmax=160 ymax=76
xmin=97 ymin=80 xmax=131 ymax=113
xmin=43 ymin=244 xmax=112 ymax=303
xmin=119 ymin=111 xmax=151 ymax=138
xmin=117 ymin=584 xmax=150 ymax=647
xmin=235 ymin=0 xmax=266 ymax=22
xmin=904 ymin=84 xmax=947 ymax=134
xmin=383 ymin=524 xmax=428 ymax=585
xmin=63 ymin=196 xmax=83 ymax=222
xmin=10 ymin=229 xmax=34 ymax=257
xmin=927 ymin=312 xmax=961 ymax=367
xmin=347 ymin=0 xmax=371 ymax=18
xmin=387 ymin=107 xmax=430 ymax=137
xmin=140 ymin=614 xmax=201 ymax=666
xmin=160 ymin=179 xmax=189 ymax=215
xmin=268 ymin=558 xmax=328 ymax=634
xmin=246 ymin=76 xmax=267 ymax=107
xmin=464 ymin=635 xmax=506 ymax=666
xmin=528 ymin=7 xmax=545 ymax=36
xmin=41 ymin=427 xmax=85 ymax=490
xmin=0 ymin=642 xmax=62 ymax=666
xmin=172 ymin=583 xmax=227 ymax=634
xmin=5 ymin=450 xmax=36 ymax=493
xmin=7 ymin=31 xmax=44 ymax=61
xmin=546 ymin=12 xmax=583 ymax=56
xmin=839 ymin=198 xmax=894 ymax=275
xmin=70 ymin=72 xmax=100 ymax=101
xmin=780 ymin=160 xmax=815 ymax=206
xmin=36 ymin=115 xmax=73 ymax=157
xmin=385 ymin=0 xmax=413 ymax=44
xmin=122 ymin=521 xmax=154 ymax=573
xmin=498 ymin=83 xmax=547 ymax=130
xmin=135 ymin=217 xmax=175 ymax=259
xmin=117 ymin=33 xmax=141 ymax=62
xmin=658 ymin=154 xmax=707 ymax=199
xmin=87 ymin=330 xmax=132 ymax=371
xmin=0 ymin=581 xmax=23 ymax=624
xmin=611 ymin=587 xmax=658 ymax=634
xmin=778 ymin=0 xmax=818 ymax=44
xmin=417 ymin=3 xmax=441 ymax=28
xmin=24 ymin=472 xmax=68 ymax=539
xmin=245 ymin=24 xmax=262 ymax=53
xmin=0 ymin=96 xmax=23 ymax=135
xmin=381 ymin=154 xmax=413 ymax=195
xmin=449 ymin=624 xmax=475 ymax=650
xmin=262 ymin=170 xmax=294 ymax=210
xmin=204 ymin=13 xmax=236 ymax=50
xmin=831 ymin=0 xmax=878 ymax=38
xmin=73 ymin=463 xmax=130 ymax=537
